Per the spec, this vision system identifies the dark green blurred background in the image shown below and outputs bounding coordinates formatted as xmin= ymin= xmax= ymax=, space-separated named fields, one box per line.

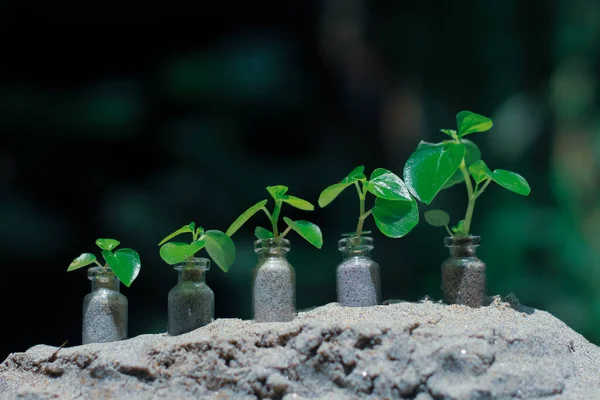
xmin=2 ymin=2 xmax=600 ymax=362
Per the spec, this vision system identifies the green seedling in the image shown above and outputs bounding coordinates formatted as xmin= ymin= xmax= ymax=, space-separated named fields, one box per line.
xmin=318 ymin=166 xmax=418 ymax=238
xmin=158 ymin=222 xmax=235 ymax=272
xmin=404 ymin=110 xmax=531 ymax=237
xmin=226 ymin=185 xmax=323 ymax=248
xmin=67 ymin=238 xmax=141 ymax=287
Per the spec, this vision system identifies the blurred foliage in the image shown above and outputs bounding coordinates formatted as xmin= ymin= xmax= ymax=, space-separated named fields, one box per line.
xmin=1 ymin=1 xmax=599 ymax=363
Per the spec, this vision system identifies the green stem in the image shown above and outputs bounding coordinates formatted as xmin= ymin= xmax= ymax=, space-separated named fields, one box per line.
xmin=262 ymin=208 xmax=278 ymax=237
xmin=459 ymin=161 xmax=477 ymax=236
xmin=280 ymin=225 xmax=292 ymax=238
xmin=444 ymin=225 xmax=453 ymax=237
xmin=354 ymin=182 xmax=369 ymax=238
xmin=94 ymin=260 xmax=103 ymax=268
xmin=476 ymin=178 xmax=492 ymax=197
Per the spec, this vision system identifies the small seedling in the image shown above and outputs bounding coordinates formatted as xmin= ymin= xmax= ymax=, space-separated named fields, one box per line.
xmin=158 ymin=222 xmax=235 ymax=272
xmin=404 ymin=110 xmax=531 ymax=237
xmin=226 ymin=185 xmax=323 ymax=248
xmin=318 ymin=166 xmax=418 ymax=238
xmin=67 ymin=239 xmax=141 ymax=287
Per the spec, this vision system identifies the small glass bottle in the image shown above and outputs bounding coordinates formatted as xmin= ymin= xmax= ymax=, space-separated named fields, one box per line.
xmin=82 ymin=266 xmax=128 ymax=345
xmin=441 ymin=236 xmax=486 ymax=307
xmin=252 ymin=238 xmax=295 ymax=322
xmin=168 ymin=258 xmax=215 ymax=336
xmin=336 ymin=236 xmax=381 ymax=307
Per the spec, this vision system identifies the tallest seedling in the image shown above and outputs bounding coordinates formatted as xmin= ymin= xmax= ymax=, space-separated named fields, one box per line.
xmin=403 ymin=111 xmax=531 ymax=237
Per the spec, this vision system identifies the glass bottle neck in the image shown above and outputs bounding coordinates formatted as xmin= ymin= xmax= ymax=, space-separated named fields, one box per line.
xmin=175 ymin=258 xmax=210 ymax=283
xmin=445 ymin=236 xmax=480 ymax=257
xmin=88 ymin=267 xmax=120 ymax=292
xmin=254 ymin=238 xmax=290 ymax=259
xmin=338 ymin=236 xmax=374 ymax=259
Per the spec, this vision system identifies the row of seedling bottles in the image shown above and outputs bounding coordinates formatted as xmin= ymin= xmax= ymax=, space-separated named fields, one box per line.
xmin=67 ymin=111 xmax=531 ymax=344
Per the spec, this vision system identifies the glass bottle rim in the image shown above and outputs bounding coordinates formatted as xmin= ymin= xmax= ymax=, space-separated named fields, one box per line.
xmin=174 ymin=257 xmax=211 ymax=271
xmin=254 ymin=237 xmax=291 ymax=253
xmin=338 ymin=235 xmax=374 ymax=251
xmin=444 ymin=235 xmax=481 ymax=247
xmin=87 ymin=266 xmax=115 ymax=280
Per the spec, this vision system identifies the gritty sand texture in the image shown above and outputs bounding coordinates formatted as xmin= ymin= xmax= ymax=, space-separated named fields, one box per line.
xmin=1 ymin=295 xmax=599 ymax=400
xmin=168 ymin=283 xmax=214 ymax=336
xmin=336 ymin=258 xmax=381 ymax=307
xmin=82 ymin=290 xmax=127 ymax=344
xmin=441 ymin=259 xmax=486 ymax=307
xmin=253 ymin=259 xmax=295 ymax=322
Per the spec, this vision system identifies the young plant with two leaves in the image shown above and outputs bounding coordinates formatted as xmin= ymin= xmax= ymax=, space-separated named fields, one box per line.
xmin=403 ymin=110 xmax=531 ymax=238
xmin=67 ymin=238 xmax=141 ymax=287
xmin=158 ymin=223 xmax=235 ymax=272
xmin=318 ymin=166 xmax=419 ymax=238
xmin=226 ymin=185 xmax=323 ymax=249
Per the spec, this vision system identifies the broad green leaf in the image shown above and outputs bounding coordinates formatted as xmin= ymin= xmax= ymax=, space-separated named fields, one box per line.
xmin=341 ymin=230 xmax=372 ymax=237
xmin=159 ymin=241 xmax=206 ymax=265
xmin=456 ymin=111 xmax=493 ymax=137
xmin=490 ymin=169 xmax=531 ymax=196
xmin=372 ymin=197 xmax=419 ymax=238
xmin=95 ymin=238 xmax=120 ymax=251
xmin=403 ymin=142 xmax=466 ymax=204
xmin=468 ymin=160 xmax=492 ymax=184
xmin=67 ymin=253 xmax=97 ymax=271
xmin=226 ymin=199 xmax=268 ymax=236
xmin=440 ymin=129 xmax=458 ymax=139
xmin=365 ymin=168 xmax=412 ymax=201
xmin=102 ymin=248 xmax=141 ymax=287
xmin=158 ymin=223 xmax=195 ymax=246
xmin=318 ymin=183 xmax=352 ymax=207
xmin=424 ymin=210 xmax=450 ymax=227
xmin=283 ymin=217 xmax=323 ymax=249
xmin=203 ymin=230 xmax=236 ymax=272
xmin=255 ymin=226 xmax=274 ymax=239
xmin=282 ymin=195 xmax=314 ymax=211
xmin=452 ymin=220 xmax=466 ymax=237
xmin=442 ymin=139 xmax=481 ymax=189
xmin=341 ymin=165 xmax=367 ymax=184
xmin=266 ymin=185 xmax=288 ymax=201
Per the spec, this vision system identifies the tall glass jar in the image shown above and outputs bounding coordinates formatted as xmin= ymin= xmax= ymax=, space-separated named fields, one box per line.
xmin=82 ymin=266 xmax=128 ymax=344
xmin=252 ymin=238 xmax=295 ymax=322
xmin=168 ymin=258 xmax=214 ymax=336
xmin=441 ymin=236 xmax=486 ymax=307
xmin=336 ymin=236 xmax=381 ymax=307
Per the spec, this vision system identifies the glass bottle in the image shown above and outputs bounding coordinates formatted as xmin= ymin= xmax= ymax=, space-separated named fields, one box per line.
xmin=441 ymin=236 xmax=486 ymax=307
xmin=82 ymin=266 xmax=128 ymax=345
xmin=168 ymin=258 xmax=214 ymax=336
xmin=336 ymin=236 xmax=381 ymax=307
xmin=252 ymin=238 xmax=295 ymax=322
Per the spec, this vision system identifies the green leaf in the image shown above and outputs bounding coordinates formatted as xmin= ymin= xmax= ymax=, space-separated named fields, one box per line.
xmin=102 ymin=248 xmax=141 ymax=287
xmin=341 ymin=165 xmax=367 ymax=184
xmin=159 ymin=241 xmax=206 ymax=265
xmin=456 ymin=111 xmax=493 ymax=137
xmin=282 ymin=195 xmax=314 ymax=211
xmin=255 ymin=226 xmax=274 ymax=239
xmin=440 ymin=129 xmax=458 ymax=139
xmin=341 ymin=230 xmax=372 ymax=237
xmin=195 ymin=226 xmax=205 ymax=238
xmin=452 ymin=220 xmax=466 ymax=237
xmin=442 ymin=139 xmax=481 ymax=189
xmin=266 ymin=185 xmax=288 ymax=201
xmin=365 ymin=168 xmax=412 ymax=201
xmin=372 ymin=197 xmax=419 ymax=238
xmin=424 ymin=209 xmax=450 ymax=227
xmin=67 ymin=253 xmax=97 ymax=271
xmin=95 ymin=238 xmax=120 ymax=251
xmin=203 ymin=230 xmax=236 ymax=272
xmin=226 ymin=199 xmax=268 ymax=236
xmin=468 ymin=160 xmax=492 ymax=184
xmin=318 ymin=183 xmax=352 ymax=208
xmin=403 ymin=142 xmax=466 ymax=204
xmin=490 ymin=169 xmax=531 ymax=196
xmin=158 ymin=223 xmax=195 ymax=246
xmin=283 ymin=217 xmax=323 ymax=249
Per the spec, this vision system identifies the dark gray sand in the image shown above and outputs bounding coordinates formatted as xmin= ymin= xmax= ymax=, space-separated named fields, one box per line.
xmin=252 ymin=258 xmax=296 ymax=322
xmin=82 ymin=289 xmax=127 ymax=344
xmin=441 ymin=258 xmax=486 ymax=307
xmin=2 ymin=295 xmax=599 ymax=399
xmin=168 ymin=283 xmax=214 ymax=336
xmin=336 ymin=257 xmax=381 ymax=307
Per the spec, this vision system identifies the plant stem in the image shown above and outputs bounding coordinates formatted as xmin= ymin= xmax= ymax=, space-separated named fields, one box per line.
xmin=94 ymin=260 xmax=103 ymax=267
xmin=444 ymin=225 xmax=453 ymax=237
xmin=280 ymin=225 xmax=292 ymax=238
xmin=476 ymin=178 xmax=492 ymax=197
xmin=271 ymin=201 xmax=282 ymax=237
xmin=459 ymin=161 xmax=476 ymax=236
xmin=354 ymin=182 xmax=370 ymax=238
xmin=262 ymin=208 xmax=278 ymax=237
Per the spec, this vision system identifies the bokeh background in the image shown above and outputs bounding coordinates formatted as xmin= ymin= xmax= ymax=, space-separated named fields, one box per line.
xmin=2 ymin=1 xmax=600 ymax=363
